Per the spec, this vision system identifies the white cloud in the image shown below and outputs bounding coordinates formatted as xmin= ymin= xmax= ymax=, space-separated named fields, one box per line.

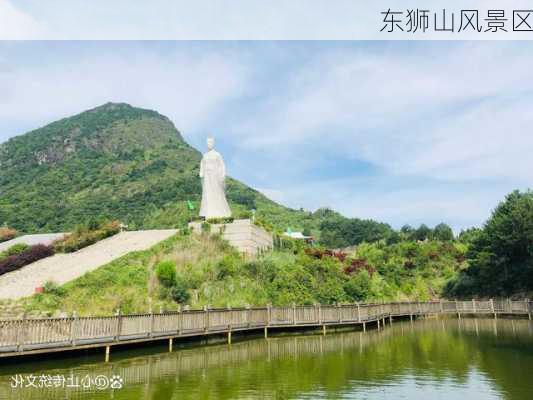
xmin=0 ymin=41 xmax=530 ymax=231
xmin=0 ymin=46 xmax=248 ymax=141
xmin=232 ymin=43 xmax=533 ymax=184
xmin=0 ymin=0 xmax=43 ymax=39
xmin=3 ymin=0 xmax=533 ymax=40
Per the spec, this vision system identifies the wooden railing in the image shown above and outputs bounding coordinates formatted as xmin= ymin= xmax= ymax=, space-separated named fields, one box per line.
xmin=0 ymin=300 xmax=531 ymax=358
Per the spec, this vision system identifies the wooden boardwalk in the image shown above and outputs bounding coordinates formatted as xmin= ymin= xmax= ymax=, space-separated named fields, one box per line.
xmin=1 ymin=300 xmax=531 ymax=360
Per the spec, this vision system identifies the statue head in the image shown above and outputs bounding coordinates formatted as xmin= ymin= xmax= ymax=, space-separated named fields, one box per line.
xmin=207 ymin=136 xmax=215 ymax=151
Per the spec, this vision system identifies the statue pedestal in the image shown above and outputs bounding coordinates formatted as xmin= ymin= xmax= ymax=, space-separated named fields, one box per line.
xmin=188 ymin=219 xmax=273 ymax=257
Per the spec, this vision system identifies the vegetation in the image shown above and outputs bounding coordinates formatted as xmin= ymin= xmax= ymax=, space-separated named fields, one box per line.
xmin=155 ymin=260 xmax=177 ymax=288
xmin=170 ymin=277 xmax=190 ymax=304
xmin=53 ymin=219 xmax=121 ymax=253
xmin=20 ymin=230 xmax=465 ymax=316
xmin=0 ymin=227 xmax=17 ymax=243
xmin=0 ymin=103 xmax=311 ymax=236
xmin=0 ymin=243 xmax=29 ymax=259
xmin=1 ymin=103 xmax=529 ymax=305
xmin=445 ymin=190 xmax=533 ymax=298
xmin=0 ymin=244 xmax=54 ymax=277
xmin=0 ymin=102 xmax=448 ymax=249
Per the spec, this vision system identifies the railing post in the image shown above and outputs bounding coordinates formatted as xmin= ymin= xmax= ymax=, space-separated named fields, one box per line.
xmin=114 ymin=309 xmax=122 ymax=341
xmin=149 ymin=311 xmax=154 ymax=338
xmin=177 ymin=304 xmax=182 ymax=335
xmin=267 ymin=303 xmax=272 ymax=326
xmin=204 ymin=305 xmax=209 ymax=333
xmin=227 ymin=305 xmax=232 ymax=331
xmin=490 ymin=299 xmax=496 ymax=319
xmin=526 ymin=299 xmax=531 ymax=320
xmin=472 ymin=299 xmax=476 ymax=313
xmin=16 ymin=314 xmax=26 ymax=352
xmin=70 ymin=311 xmax=78 ymax=346
xmin=246 ymin=304 xmax=251 ymax=328
xmin=439 ymin=300 xmax=444 ymax=314
xmin=507 ymin=298 xmax=512 ymax=314
xmin=357 ymin=303 xmax=361 ymax=323
xmin=318 ymin=304 xmax=322 ymax=324
xmin=455 ymin=300 xmax=461 ymax=319
xmin=292 ymin=303 xmax=296 ymax=325
xmin=338 ymin=303 xmax=342 ymax=323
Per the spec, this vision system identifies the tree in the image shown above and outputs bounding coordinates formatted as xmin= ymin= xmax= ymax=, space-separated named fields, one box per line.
xmin=319 ymin=216 xmax=393 ymax=248
xmin=302 ymin=224 xmax=312 ymax=237
xmin=432 ymin=223 xmax=454 ymax=241
xmin=446 ymin=190 xmax=533 ymax=297
xmin=413 ymin=224 xmax=431 ymax=241
xmin=400 ymin=224 xmax=414 ymax=241
xmin=400 ymin=224 xmax=414 ymax=234
xmin=457 ymin=227 xmax=482 ymax=244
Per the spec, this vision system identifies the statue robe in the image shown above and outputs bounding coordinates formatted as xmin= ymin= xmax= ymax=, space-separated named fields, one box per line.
xmin=199 ymin=150 xmax=232 ymax=219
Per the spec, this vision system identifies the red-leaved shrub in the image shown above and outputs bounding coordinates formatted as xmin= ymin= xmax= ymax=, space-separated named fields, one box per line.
xmin=305 ymin=248 xmax=347 ymax=262
xmin=0 ymin=227 xmax=17 ymax=243
xmin=343 ymin=258 xmax=375 ymax=277
xmin=0 ymin=244 xmax=54 ymax=277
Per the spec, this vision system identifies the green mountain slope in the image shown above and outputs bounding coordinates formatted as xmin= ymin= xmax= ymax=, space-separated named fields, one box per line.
xmin=0 ymin=103 xmax=310 ymax=233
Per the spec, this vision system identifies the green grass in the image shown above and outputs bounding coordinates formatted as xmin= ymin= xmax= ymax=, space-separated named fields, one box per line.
xmin=19 ymin=231 xmax=464 ymax=317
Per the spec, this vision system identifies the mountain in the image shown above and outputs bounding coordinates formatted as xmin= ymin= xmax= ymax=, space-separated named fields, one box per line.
xmin=0 ymin=103 xmax=310 ymax=233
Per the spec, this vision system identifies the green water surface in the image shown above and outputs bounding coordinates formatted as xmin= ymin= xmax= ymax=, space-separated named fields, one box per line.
xmin=0 ymin=318 xmax=532 ymax=399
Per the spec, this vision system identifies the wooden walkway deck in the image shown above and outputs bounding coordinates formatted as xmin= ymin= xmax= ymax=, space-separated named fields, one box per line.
xmin=1 ymin=300 xmax=531 ymax=360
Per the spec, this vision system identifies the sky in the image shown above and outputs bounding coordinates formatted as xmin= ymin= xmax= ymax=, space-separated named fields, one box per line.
xmin=1 ymin=41 xmax=531 ymax=233
xmin=2 ymin=0 xmax=533 ymax=40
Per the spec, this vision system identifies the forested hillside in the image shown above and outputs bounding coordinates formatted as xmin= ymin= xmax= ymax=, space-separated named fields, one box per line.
xmin=0 ymin=103 xmax=310 ymax=233
xmin=1 ymin=103 xmax=530 ymax=303
xmin=0 ymin=102 xmax=433 ymax=247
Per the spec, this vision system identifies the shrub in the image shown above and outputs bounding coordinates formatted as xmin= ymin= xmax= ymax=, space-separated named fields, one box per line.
xmin=170 ymin=278 xmax=190 ymax=304
xmin=155 ymin=260 xmax=177 ymax=288
xmin=216 ymin=254 xmax=239 ymax=279
xmin=206 ymin=217 xmax=234 ymax=224
xmin=0 ymin=244 xmax=55 ymax=277
xmin=201 ymin=222 xmax=211 ymax=233
xmin=0 ymin=227 xmax=17 ymax=243
xmin=43 ymin=280 xmax=66 ymax=296
xmin=305 ymin=248 xmax=347 ymax=262
xmin=343 ymin=271 xmax=372 ymax=301
xmin=343 ymin=258 xmax=375 ymax=277
xmin=236 ymin=210 xmax=252 ymax=219
xmin=54 ymin=220 xmax=121 ymax=253
xmin=253 ymin=217 xmax=274 ymax=233
xmin=1 ymin=243 xmax=29 ymax=259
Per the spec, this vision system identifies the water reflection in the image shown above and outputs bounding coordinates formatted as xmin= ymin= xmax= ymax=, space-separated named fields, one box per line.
xmin=0 ymin=318 xmax=532 ymax=400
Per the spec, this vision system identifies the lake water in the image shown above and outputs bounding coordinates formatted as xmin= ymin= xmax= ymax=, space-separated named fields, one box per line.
xmin=1 ymin=318 xmax=532 ymax=399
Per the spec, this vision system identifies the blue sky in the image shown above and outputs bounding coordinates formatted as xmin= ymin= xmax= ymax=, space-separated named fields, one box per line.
xmin=0 ymin=41 xmax=532 ymax=232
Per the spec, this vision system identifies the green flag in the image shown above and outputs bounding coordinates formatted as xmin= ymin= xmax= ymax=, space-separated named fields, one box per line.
xmin=187 ymin=200 xmax=195 ymax=211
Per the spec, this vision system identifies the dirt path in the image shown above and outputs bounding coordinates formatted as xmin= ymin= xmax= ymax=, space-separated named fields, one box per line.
xmin=0 ymin=230 xmax=177 ymax=300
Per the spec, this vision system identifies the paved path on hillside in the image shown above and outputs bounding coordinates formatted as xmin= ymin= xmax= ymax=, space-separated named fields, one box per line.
xmin=0 ymin=234 xmax=67 ymax=253
xmin=0 ymin=230 xmax=177 ymax=300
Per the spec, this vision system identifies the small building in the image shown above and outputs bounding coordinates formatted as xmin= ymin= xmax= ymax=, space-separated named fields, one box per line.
xmin=283 ymin=230 xmax=314 ymax=244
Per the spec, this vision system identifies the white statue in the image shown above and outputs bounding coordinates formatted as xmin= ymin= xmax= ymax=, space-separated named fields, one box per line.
xmin=199 ymin=137 xmax=232 ymax=219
